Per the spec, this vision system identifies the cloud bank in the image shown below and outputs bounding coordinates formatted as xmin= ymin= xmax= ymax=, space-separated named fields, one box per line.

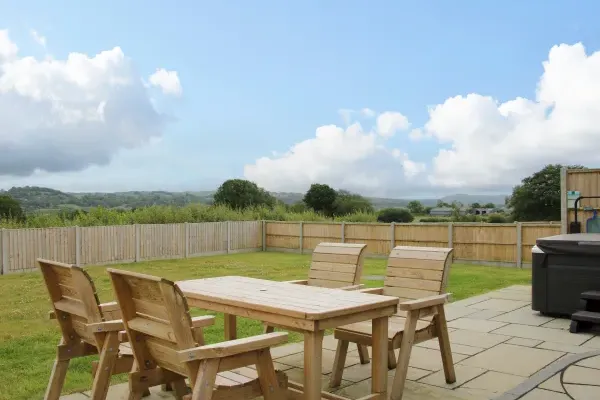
xmin=0 ymin=29 xmax=181 ymax=177
xmin=245 ymin=42 xmax=600 ymax=195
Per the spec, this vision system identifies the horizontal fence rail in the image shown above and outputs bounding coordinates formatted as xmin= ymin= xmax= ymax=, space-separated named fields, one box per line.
xmin=0 ymin=220 xmax=559 ymax=274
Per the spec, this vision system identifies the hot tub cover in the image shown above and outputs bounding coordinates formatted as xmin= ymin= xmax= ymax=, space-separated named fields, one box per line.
xmin=536 ymin=233 xmax=600 ymax=256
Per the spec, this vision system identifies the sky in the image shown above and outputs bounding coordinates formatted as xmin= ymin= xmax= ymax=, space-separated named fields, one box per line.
xmin=1 ymin=1 xmax=600 ymax=198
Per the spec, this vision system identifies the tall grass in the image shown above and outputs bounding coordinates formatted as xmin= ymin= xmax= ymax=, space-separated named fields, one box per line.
xmin=0 ymin=204 xmax=382 ymax=228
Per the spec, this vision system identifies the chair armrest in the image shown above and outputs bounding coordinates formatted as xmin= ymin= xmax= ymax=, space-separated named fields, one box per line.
xmin=399 ymin=294 xmax=450 ymax=311
xmin=358 ymin=287 xmax=384 ymax=295
xmin=284 ymin=279 xmax=308 ymax=285
xmin=178 ymin=332 xmax=288 ymax=362
xmin=192 ymin=315 xmax=216 ymax=328
xmin=338 ymin=284 xmax=365 ymax=291
xmin=99 ymin=301 xmax=122 ymax=320
xmin=87 ymin=319 xmax=125 ymax=334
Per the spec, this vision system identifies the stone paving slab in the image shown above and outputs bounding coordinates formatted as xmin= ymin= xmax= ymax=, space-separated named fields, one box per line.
xmin=59 ymin=285 xmax=600 ymax=400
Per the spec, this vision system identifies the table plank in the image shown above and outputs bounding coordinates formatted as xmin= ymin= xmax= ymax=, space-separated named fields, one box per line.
xmin=178 ymin=276 xmax=398 ymax=320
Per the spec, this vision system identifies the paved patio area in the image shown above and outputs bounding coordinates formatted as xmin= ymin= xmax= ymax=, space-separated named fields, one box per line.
xmin=61 ymin=285 xmax=600 ymax=399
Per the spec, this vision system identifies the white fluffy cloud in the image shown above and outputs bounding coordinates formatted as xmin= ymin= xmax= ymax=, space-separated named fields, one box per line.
xmin=246 ymin=42 xmax=600 ymax=195
xmin=0 ymin=29 xmax=181 ymax=177
xmin=149 ymin=68 xmax=182 ymax=96
xmin=244 ymin=119 xmax=425 ymax=196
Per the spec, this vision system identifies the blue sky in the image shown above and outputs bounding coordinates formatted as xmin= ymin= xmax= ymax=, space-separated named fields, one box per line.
xmin=1 ymin=1 xmax=600 ymax=197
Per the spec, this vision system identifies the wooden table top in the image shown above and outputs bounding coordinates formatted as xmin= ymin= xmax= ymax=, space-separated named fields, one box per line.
xmin=177 ymin=276 xmax=399 ymax=320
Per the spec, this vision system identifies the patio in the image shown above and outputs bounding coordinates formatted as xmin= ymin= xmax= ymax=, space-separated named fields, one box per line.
xmin=59 ymin=284 xmax=600 ymax=400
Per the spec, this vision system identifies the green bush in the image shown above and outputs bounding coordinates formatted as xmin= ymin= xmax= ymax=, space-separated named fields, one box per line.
xmin=419 ymin=217 xmax=451 ymax=223
xmin=487 ymin=214 xmax=507 ymax=223
xmin=377 ymin=208 xmax=414 ymax=223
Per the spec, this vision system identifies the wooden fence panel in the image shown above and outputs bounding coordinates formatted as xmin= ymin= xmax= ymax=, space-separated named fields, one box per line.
xmin=139 ymin=224 xmax=185 ymax=260
xmin=395 ymin=224 xmax=448 ymax=248
xmin=265 ymin=222 xmax=300 ymax=249
xmin=4 ymin=228 xmax=76 ymax=273
xmin=302 ymin=223 xmax=342 ymax=251
xmin=521 ymin=224 xmax=561 ymax=263
xmin=187 ymin=222 xmax=227 ymax=255
xmin=80 ymin=225 xmax=136 ymax=265
xmin=345 ymin=223 xmax=391 ymax=255
xmin=229 ymin=221 xmax=262 ymax=251
xmin=453 ymin=224 xmax=517 ymax=263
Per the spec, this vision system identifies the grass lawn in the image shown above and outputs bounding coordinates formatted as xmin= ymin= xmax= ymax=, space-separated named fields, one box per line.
xmin=0 ymin=252 xmax=531 ymax=400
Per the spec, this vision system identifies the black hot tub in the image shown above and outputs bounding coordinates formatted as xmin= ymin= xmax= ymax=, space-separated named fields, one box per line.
xmin=532 ymin=233 xmax=600 ymax=317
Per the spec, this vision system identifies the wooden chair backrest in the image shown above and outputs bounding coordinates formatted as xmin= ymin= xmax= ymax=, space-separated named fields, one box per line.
xmin=38 ymin=258 xmax=104 ymax=346
xmin=107 ymin=268 xmax=197 ymax=378
xmin=383 ymin=246 xmax=453 ymax=302
xmin=308 ymin=242 xmax=367 ymax=288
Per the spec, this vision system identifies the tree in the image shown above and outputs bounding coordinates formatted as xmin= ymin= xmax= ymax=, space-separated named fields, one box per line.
xmin=289 ymin=201 xmax=307 ymax=213
xmin=303 ymin=184 xmax=338 ymax=216
xmin=508 ymin=164 xmax=584 ymax=221
xmin=436 ymin=200 xmax=451 ymax=208
xmin=407 ymin=200 xmax=425 ymax=215
xmin=333 ymin=190 xmax=374 ymax=216
xmin=212 ymin=179 xmax=276 ymax=209
xmin=483 ymin=202 xmax=496 ymax=208
xmin=0 ymin=195 xmax=25 ymax=220
xmin=377 ymin=208 xmax=414 ymax=223
xmin=470 ymin=202 xmax=482 ymax=209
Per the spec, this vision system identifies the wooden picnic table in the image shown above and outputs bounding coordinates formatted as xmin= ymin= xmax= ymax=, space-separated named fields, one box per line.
xmin=178 ymin=276 xmax=399 ymax=400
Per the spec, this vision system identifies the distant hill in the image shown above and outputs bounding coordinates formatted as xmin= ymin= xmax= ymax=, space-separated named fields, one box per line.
xmin=1 ymin=186 xmax=508 ymax=213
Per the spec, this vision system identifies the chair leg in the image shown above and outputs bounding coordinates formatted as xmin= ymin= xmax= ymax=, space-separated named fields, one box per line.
xmin=388 ymin=349 xmax=397 ymax=369
xmin=435 ymin=305 xmax=456 ymax=384
xmin=191 ymin=359 xmax=220 ymax=400
xmin=357 ymin=344 xmax=370 ymax=364
xmin=329 ymin=339 xmax=349 ymax=388
xmin=390 ymin=310 xmax=419 ymax=400
xmin=171 ymin=379 xmax=190 ymax=400
xmin=44 ymin=358 xmax=70 ymax=400
xmin=90 ymin=332 xmax=120 ymax=400
xmin=255 ymin=350 xmax=285 ymax=399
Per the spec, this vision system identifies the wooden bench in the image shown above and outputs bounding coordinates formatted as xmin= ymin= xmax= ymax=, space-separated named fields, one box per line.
xmin=107 ymin=268 xmax=289 ymax=400
xmin=328 ymin=246 xmax=457 ymax=400
xmin=38 ymin=258 xmax=144 ymax=400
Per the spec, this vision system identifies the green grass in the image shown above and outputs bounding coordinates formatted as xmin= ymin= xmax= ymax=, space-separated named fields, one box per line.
xmin=0 ymin=252 xmax=532 ymax=400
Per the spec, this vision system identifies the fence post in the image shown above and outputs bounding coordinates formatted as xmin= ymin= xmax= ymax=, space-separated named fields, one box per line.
xmin=341 ymin=222 xmax=345 ymax=243
xmin=1 ymin=229 xmax=6 ymax=275
xmin=390 ymin=222 xmax=395 ymax=249
xmin=75 ymin=226 xmax=81 ymax=266
xmin=516 ymin=222 xmax=523 ymax=268
xmin=135 ymin=224 xmax=141 ymax=262
xmin=184 ymin=222 xmax=189 ymax=258
xmin=299 ymin=222 xmax=304 ymax=254
xmin=448 ymin=222 xmax=454 ymax=248
xmin=560 ymin=167 xmax=567 ymax=234
xmin=227 ymin=221 xmax=231 ymax=254
xmin=262 ymin=220 xmax=266 ymax=252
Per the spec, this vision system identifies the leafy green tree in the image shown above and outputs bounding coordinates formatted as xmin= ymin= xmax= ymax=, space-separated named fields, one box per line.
xmin=377 ymin=208 xmax=414 ymax=223
xmin=470 ymin=202 xmax=482 ymax=209
xmin=333 ymin=190 xmax=374 ymax=216
xmin=407 ymin=200 xmax=425 ymax=215
xmin=303 ymin=184 xmax=338 ymax=216
xmin=212 ymin=179 xmax=276 ymax=209
xmin=483 ymin=202 xmax=496 ymax=208
xmin=289 ymin=201 xmax=307 ymax=213
xmin=436 ymin=200 xmax=451 ymax=208
xmin=508 ymin=164 xmax=584 ymax=221
xmin=0 ymin=195 xmax=25 ymax=220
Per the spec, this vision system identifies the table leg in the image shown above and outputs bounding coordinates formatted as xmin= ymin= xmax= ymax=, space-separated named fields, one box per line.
xmin=303 ymin=330 xmax=324 ymax=400
xmin=372 ymin=316 xmax=389 ymax=397
xmin=224 ymin=313 xmax=237 ymax=340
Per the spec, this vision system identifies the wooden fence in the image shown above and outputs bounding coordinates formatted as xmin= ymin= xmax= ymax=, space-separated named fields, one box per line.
xmin=561 ymin=167 xmax=600 ymax=233
xmin=264 ymin=221 xmax=561 ymax=267
xmin=0 ymin=220 xmax=561 ymax=274
xmin=0 ymin=221 xmax=262 ymax=274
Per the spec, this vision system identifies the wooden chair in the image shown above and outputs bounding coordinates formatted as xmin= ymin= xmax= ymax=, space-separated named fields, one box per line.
xmin=328 ymin=246 xmax=457 ymax=400
xmin=263 ymin=242 xmax=371 ymax=362
xmin=285 ymin=242 xmax=367 ymax=290
xmin=107 ymin=268 xmax=290 ymax=400
xmin=38 ymin=258 xmax=144 ymax=400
